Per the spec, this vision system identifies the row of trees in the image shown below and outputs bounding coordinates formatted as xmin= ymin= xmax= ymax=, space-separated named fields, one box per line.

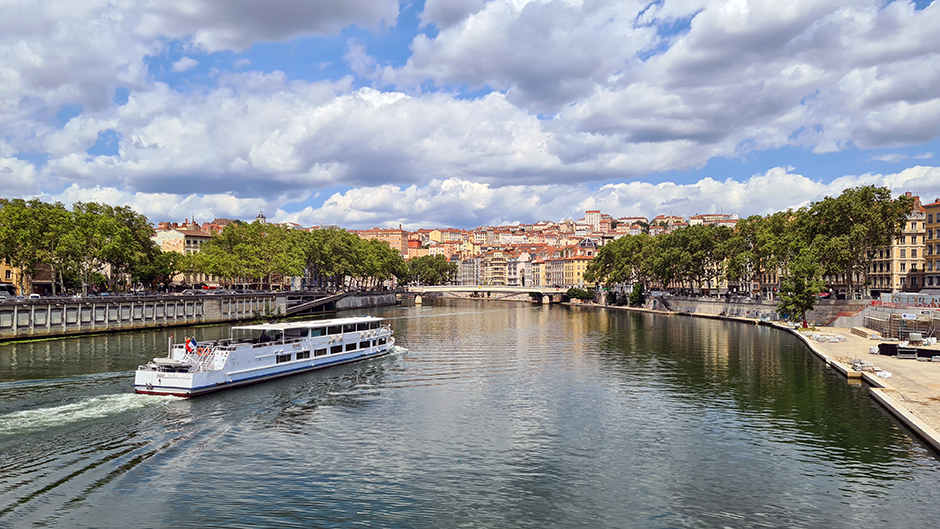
xmin=585 ymin=186 xmax=913 ymax=320
xmin=182 ymin=223 xmax=407 ymax=290
xmin=179 ymin=223 xmax=457 ymax=290
xmin=0 ymin=198 xmax=457 ymax=295
xmin=0 ymin=199 xmax=167 ymax=295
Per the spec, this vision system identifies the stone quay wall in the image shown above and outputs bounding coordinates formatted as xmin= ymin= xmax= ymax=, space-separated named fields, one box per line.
xmin=336 ymin=292 xmax=398 ymax=310
xmin=0 ymin=291 xmax=399 ymax=342
xmin=642 ymin=296 xmax=869 ymax=325
xmin=0 ymin=294 xmax=286 ymax=341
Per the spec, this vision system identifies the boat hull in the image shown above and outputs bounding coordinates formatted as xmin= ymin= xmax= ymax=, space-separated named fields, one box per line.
xmin=134 ymin=343 xmax=394 ymax=397
xmin=134 ymin=316 xmax=396 ymax=397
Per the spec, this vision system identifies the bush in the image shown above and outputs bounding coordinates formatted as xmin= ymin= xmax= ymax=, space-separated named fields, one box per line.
xmin=566 ymin=287 xmax=595 ymax=300
xmin=629 ymin=284 xmax=645 ymax=307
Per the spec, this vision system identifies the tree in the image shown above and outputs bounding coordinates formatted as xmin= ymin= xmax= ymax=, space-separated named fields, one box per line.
xmin=0 ymin=199 xmax=46 ymax=294
xmin=406 ymin=255 xmax=457 ymax=285
xmin=798 ymin=186 xmax=913 ymax=298
xmin=777 ymin=248 xmax=825 ymax=322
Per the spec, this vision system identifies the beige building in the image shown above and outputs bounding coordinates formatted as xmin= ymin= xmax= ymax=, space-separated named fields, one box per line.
xmin=354 ymin=227 xmax=409 ymax=255
xmin=870 ymin=194 xmax=926 ymax=294
xmin=483 ymin=251 xmax=508 ymax=286
xmin=152 ymin=222 xmax=215 ymax=286
xmin=925 ymin=198 xmax=940 ymax=288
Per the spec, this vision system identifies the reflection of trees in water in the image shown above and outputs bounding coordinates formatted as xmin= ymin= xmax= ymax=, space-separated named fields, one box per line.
xmin=593 ymin=312 xmax=922 ymax=468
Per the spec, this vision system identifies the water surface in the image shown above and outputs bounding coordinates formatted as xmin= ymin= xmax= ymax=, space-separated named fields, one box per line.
xmin=1 ymin=300 xmax=938 ymax=527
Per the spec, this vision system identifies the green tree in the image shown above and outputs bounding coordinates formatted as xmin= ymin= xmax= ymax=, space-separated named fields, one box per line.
xmin=407 ymin=255 xmax=457 ymax=285
xmin=777 ymin=248 xmax=825 ymax=322
xmin=797 ymin=186 xmax=913 ymax=298
xmin=0 ymin=198 xmax=47 ymax=294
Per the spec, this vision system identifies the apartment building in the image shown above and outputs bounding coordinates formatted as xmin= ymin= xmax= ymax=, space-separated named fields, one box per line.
xmin=355 ymin=227 xmax=409 ymax=255
xmin=869 ymin=194 xmax=926 ymax=294
xmin=925 ymin=198 xmax=940 ymax=288
xmin=483 ymin=251 xmax=508 ymax=286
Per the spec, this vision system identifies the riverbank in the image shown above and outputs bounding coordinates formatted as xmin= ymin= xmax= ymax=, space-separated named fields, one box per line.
xmin=596 ymin=302 xmax=940 ymax=453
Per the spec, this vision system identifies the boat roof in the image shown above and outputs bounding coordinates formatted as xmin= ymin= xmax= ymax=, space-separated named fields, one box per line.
xmin=231 ymin=315 xmax=384 ymax=332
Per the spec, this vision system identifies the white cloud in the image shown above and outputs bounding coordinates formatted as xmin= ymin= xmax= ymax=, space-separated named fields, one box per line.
xmin=870 ymin=153 xmax=907 ymax=163
xmin=914 ymin=152 xmax=933 ymax=159
xmin=171 ymin=56 xmax=198 ymax=72
xmin=0 ymin=157 xmax=41 ymax=195
xmin=281 ymin=165 xmax=940 ymax=229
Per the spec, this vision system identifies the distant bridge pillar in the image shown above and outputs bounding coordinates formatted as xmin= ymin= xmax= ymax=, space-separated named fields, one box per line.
xmin=541 ymin=295 xmax=550 ymax=305
xmin=415 ymin=295 xmax=422 ymax=305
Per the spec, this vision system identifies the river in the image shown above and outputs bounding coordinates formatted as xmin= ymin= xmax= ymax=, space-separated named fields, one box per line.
xmin=1 ymin=299 xmax=939 ymax=527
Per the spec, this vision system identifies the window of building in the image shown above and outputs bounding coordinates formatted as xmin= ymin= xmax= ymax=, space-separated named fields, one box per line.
xmin=4 ymin=270 xmax=10 ymax=280
xmin=900 ymin=249 xmax=906 ymax=258
xmin=901 ymin=236 xmax=906 ymax=244
xmin=912 ymin=222 xmax=918 ymax=231
xmin=901 ymin=263 xmax=906 ymax=272
xmin=929 ymin=229 xmax=934 ymax=240
xmin=930 ymin=213 xmax=934 ymax=223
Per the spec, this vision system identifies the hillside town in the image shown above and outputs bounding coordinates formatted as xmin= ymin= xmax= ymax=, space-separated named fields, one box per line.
xmin=2 ymin=189 xmax=938 ymax=306
xmin=140 ymin=192 xmax=940 ymax=301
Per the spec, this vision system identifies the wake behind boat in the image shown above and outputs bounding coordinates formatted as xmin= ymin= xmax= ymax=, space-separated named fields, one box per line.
xmin=134 ymin=316 xmax=395 ymax=397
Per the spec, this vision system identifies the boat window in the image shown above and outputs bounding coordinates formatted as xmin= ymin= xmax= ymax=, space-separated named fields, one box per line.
xmin=345 ymin=343 xmax=356 ymax=352
xmin=378 ymin=338 xmax=387 ymax=345
xmin=327 ymin=326 xmax=341 ymax=335
xmin=356 ymin=322 xmax=369 ymax=331
xmin=258 ymin=330 xmax=282 ymax=343
xmin=359 ymin=341 xmax=369 ymax=349
xmin=342 ymin=323 xmax=356 ymax=333
xmin=284 ymin=329 xmax=307 ymax=339
xmin=309 ymin=328 xmax=324 ymax=337
xmin=369 ymin=321 xmax=379 ymax=329
xmin=315 ymin=348 xmax=327 ymax=357
xmin=297 ymin=350 xmax=311 ymax=360
xmin=330 ymin=345 xmax=343 ymax=355
xmin=276 ymin=353 xmax=292 ymax=363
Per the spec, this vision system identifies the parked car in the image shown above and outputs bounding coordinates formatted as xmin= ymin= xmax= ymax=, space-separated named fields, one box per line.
xmin=28 ymin=293 xmax=41 ymax=300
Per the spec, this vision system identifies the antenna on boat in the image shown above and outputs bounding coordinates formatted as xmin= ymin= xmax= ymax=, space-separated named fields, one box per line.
xmin=169 ymin=335 xmax=173 ymax=358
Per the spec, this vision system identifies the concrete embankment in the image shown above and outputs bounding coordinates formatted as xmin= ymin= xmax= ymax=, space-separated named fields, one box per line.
xmin=0 ymin=291 xmax=398 ymax=342
xmin=595 ymin=301 xmax=940 ymax=453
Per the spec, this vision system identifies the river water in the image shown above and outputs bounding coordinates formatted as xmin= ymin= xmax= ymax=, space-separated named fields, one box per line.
xmin=1 ymin=299 xmax=938 ymax=527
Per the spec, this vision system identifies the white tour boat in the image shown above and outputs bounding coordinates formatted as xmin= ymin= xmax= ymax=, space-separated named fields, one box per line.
xmin=134 ymin=316 xmax=395 ymax=397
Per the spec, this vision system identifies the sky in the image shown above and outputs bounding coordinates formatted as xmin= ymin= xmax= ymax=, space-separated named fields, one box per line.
xmin=2 ymin=0 xmax=940 ymax=230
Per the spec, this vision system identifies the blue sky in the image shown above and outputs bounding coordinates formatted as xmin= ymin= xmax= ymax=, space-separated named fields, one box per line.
xmin=2 ymin=0 xmax=940 ymax=229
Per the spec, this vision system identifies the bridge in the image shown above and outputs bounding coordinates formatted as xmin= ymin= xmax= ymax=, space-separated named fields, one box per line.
xmin=406 ymin=285 xmax=569 ymax=304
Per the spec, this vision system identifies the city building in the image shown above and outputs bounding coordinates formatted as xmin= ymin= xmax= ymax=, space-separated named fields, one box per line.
xmin=924 ymin=197 xmax=940 ymax=288
xmin=353 ymin=226 xmax=409 ymax=255
xmin=869 ymin=193 xmax=926 ymax=295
